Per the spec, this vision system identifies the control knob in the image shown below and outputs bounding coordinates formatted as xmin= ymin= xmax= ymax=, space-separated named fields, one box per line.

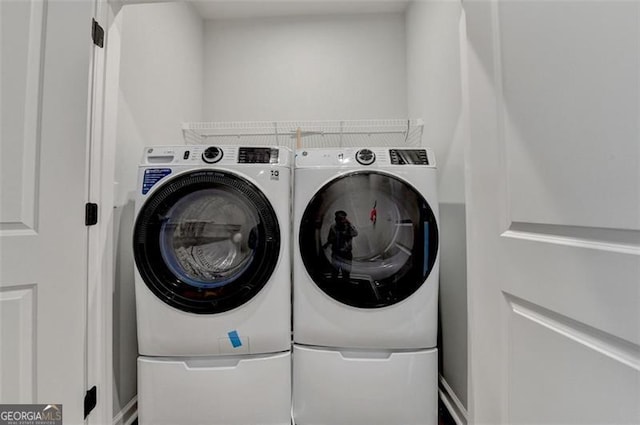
xmin=355 ymin=149 xmax=376 ymax=165
xmin=202 ymin=146 xmax=223 ymax=164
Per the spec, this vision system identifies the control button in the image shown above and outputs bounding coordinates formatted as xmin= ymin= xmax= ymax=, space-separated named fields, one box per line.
xmin=356 ymin=149 xmax=376 ymax=165
xmin=202 ymin=146 xmax=222 ymax=164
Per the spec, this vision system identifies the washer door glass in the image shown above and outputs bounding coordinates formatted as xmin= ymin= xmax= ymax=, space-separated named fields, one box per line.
xmin=159 ymin=189 xmax=258 ymax=288
xmin=134 ymin=170 xmax=280 ymax=314
xmin=299 ymin=171 xmax=438 ymax=308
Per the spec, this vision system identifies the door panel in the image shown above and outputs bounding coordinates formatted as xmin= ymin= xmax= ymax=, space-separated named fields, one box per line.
xmin=0 ymin=286 xmax=35 ymax=402
xmin=508 ymin=296 xmax=639 ymax=424
xmin=0 ymin=0 xmax=94 ymax=422
xmin=0 ymin=0 xmax=43 ymax=232
xmin=465 ymin=1 xmax=640 ymax=424
xmin=499 ymin=2 xmax=639 ymax=231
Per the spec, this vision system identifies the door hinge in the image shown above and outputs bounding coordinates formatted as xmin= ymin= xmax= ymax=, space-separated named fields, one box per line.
xmin=92 ymin=18 xmax=104 ymax=48
xmin=85 ymin=203 xmax=98 ymax=226
xmin=84 ymin=386 xmax=97 ymax=419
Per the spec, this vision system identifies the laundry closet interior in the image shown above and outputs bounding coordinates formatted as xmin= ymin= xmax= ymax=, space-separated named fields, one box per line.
xmin=108 ymin=1 xmax=467 ymax=423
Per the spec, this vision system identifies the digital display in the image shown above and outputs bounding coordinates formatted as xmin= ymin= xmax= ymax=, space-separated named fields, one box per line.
xmin=389 ymin=149 xmax=429 ymax=165
xmin=238 ymin=147 xmax=279 ymax=164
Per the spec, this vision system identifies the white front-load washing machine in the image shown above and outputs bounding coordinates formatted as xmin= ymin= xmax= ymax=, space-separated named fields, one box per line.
xmin=133 ymin=145 xmax=291 ymax=425
xmin=292 ymin=147 xmax=439 ymax=425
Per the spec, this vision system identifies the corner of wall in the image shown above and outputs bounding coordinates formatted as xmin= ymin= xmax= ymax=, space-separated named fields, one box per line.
xmin=405 ymin=0 xmax=469 ymax=414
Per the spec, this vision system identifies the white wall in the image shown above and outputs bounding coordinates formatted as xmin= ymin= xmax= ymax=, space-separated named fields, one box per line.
xmin=115 ymin=2 xmax=204 ymax=202
xmin=406 ymin=0 xmax=465 ymax=202
xmin=112 ymin=1 xmax=204 ymax=418
xmin=203 ymin=13 xmax=408 ymax=121
xmin=406 ymin=0 xmax=467 ymax=413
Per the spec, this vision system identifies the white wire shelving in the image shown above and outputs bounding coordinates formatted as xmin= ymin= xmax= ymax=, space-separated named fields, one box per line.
xmin=182 ymin=119 xmax=424 ymax=149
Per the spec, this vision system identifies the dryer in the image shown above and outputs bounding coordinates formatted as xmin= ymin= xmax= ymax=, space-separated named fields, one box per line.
xmin=292 ymin=147 xmax=439 ymax=425
xmin=293 ymin=147 xmax=439 ymax=349
xmin=134 ymin=145 xmax=291 ymax=425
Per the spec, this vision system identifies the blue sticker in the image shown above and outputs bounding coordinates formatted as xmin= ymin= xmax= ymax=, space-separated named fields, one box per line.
xmin=227 ymin=330 xmax=242 ymax=348
xmin=142 ymin=168 xmax=172 ymax=194
xmin=423 ymin=223 xmax=429 ymax=275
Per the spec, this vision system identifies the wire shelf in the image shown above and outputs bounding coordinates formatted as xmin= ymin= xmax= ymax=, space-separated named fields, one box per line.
xmin=182 ymin=119 xmax=424 ymax=149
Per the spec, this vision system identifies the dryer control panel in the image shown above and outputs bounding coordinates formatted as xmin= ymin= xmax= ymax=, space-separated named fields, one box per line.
xmin=388 ymin=149 xmax=429 ymax=165
xmin=295 ymin=147 xmax=436 ymax=168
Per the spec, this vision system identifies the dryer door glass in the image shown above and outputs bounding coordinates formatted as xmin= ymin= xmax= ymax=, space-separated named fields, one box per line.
xmin=299 ymin=171 xmax=438 ymax=308
xmin=134 ymin=170 xmax=280 ymax=314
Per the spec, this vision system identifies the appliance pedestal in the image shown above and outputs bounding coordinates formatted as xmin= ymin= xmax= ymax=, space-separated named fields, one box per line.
xmin=292 ymin=344 xmax=437 ymax=425
xmin=138 ymin=351 xmax=291 ymax=425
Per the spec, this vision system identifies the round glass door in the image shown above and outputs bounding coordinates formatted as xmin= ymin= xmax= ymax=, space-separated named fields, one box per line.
xmin=299 ymin=171 xmax=438 ymax=308
xmin=134 ymin=170 xmax=280 ymax=314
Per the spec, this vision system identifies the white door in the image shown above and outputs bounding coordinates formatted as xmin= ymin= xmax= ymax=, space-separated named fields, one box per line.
xmin=465 ymin=1 xmax=640 ymax=424
xmin=1 ymin=0 xmax=96 ymax=422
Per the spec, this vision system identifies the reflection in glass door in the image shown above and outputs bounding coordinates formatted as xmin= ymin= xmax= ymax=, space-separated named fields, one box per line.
xmin=299 ymin=172 xmax=438 ymax=308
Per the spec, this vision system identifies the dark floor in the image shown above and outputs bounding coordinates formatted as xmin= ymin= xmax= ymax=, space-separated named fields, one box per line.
xmin=439 ymin=400 xmax=457 ymax=425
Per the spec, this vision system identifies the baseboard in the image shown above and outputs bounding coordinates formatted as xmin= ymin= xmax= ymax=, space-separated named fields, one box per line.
xmin=438 ymin=375 xmax=468 ymax=425
xmin=113 ymin=396 xmax=138 ymax=425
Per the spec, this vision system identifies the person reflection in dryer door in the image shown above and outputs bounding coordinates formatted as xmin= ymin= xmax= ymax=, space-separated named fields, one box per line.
xmin=323 ymin=210 xmax=358 ymax=281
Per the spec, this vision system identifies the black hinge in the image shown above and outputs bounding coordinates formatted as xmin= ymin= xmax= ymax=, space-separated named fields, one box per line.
xmin=85 ymin=203 xmax=98 ymax=226
xmin=84 ymin=386 xmax=97 ymax=419
xmin=92 ymin=18 xmax=104 ymax=48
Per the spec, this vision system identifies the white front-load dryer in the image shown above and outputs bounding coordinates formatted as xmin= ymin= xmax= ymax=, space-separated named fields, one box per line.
xmin=293 ymin=147 xmax=439 ymax=349
xmin=134 ymin=145 xmax=291 ymax=356
xmin=292 ymin=147 xmax=439 ymax=425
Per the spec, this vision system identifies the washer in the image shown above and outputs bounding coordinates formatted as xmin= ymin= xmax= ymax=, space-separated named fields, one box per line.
xmin=134 ymin=145 xmax=291 ymax=356
xmin=292 ymin=147 xmax=439 ymax=425
xmin=134 ymin=145 xmax=292 ymax=425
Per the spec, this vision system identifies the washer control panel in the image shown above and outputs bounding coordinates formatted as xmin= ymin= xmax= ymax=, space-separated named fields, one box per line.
xmin=143 ymin=146 xmax=290 ymax=166
xmin=238 ymin=147 xmax=280 ymax=164
xmin=202 ymin=146 xmax=223 ymax=163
